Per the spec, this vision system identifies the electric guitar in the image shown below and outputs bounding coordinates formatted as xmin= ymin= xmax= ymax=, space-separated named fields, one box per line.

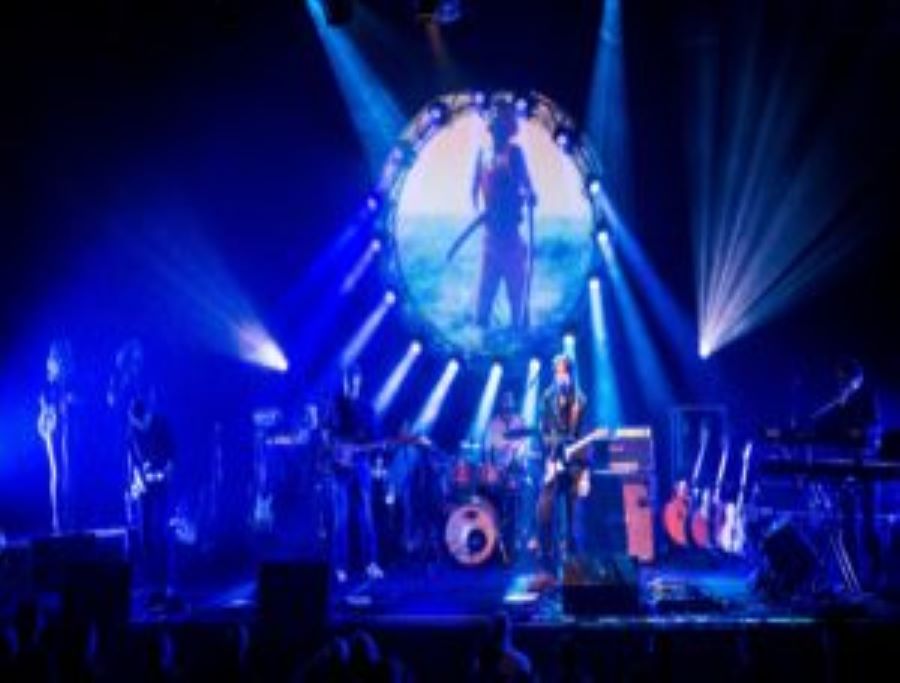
xmin=663 ymin=422 xmax=710 ymax=547
xmin=716 ymin=441 xmax=753 ymax=554
xmin=37 ymin=395 xmax=61 ymax=533
xmin=690 ymin=436 xmax=729 ymax=549
xmin=129 ymin=459 xmax=169 ymax=501
xmin=542 ymin=427 xmax=610 ymax=487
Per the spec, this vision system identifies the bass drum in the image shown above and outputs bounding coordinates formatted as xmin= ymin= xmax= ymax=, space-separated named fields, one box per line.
xmin=444 ymin=496 xmax=499 ymax=567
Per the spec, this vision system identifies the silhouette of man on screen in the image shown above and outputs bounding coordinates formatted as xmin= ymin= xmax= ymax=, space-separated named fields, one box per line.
xmin=464 ymin=100 xmax=537 ymax=330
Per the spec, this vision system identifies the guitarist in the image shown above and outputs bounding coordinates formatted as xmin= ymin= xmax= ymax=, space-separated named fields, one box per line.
xmin=535 ymin=353 xmax=587 ymax=573
xmin=325 ymin=364 xmax=384 ymax=584
xmin=127 ymin=398 xmax=175 ymax=606
xmin=37 ymin=339 xmax=77 ymax=534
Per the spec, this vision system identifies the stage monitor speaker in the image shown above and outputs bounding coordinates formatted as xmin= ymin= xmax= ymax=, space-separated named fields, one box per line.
xmin=31 ymin=530 xmax=130 ymax=593
xmin=31 ymin=533 xmax=97 ymax=593
xmin=755 ymin=519 xmax=818 ymax=600
xmin=257 ymin=561 xmax=329 ymax=645
xmin=562 ymin=553 xmax=640 ymax=616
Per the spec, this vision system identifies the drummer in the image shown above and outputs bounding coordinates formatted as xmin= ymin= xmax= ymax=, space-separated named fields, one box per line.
xmin=483 ymin=390 xmax=528 ymax=474
xmin=483 ymin=390 xmax=535 ymax=560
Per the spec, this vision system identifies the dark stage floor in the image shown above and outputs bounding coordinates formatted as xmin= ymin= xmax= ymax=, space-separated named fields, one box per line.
xmin=5 ymin=529 xmax=900 ymax=681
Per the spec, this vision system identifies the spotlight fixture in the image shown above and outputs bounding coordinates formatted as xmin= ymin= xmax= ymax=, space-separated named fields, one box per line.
xmin=365 ymin=192 xmax=381 ymax=214
xmin=586 ymin=176 xmax=602 ymax=197
xmin=427 ymin=100 xmax=450 ymax=126
xmin=554 ymin=126 xmax=576 ymax=152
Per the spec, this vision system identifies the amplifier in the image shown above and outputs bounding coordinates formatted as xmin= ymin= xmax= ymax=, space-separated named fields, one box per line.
xmin=583 ymin=470 xmax=656 ymax=563
xmin=592 ymin=426 xmax=655 ymax=472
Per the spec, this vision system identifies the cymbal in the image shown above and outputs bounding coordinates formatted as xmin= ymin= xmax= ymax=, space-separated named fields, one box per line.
xmin=503 ymin=427 xmax=539 ymax=439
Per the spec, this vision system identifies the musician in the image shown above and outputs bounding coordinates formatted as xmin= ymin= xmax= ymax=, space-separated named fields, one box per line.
xmin=107 ymin=338 xmax=157 ymax=526
xmin=127 ymin=398 xmax=175 ymax=604
xmin=812 ymin=356 xmax=883 ymax=589
xmin=37 ymin=339 xmax=77 ymax=534
xmin=326 ymin=364 xmax=384 ymax=584
xmin=484 ymin=390 xmax=531 ymax=556
xmin=812 ymin=356 xmax=881 ymax=449
xmin=484 ymin=390 xmax=527 ymax=470
xmin=536 ymin=354 xmax=588 ymax=573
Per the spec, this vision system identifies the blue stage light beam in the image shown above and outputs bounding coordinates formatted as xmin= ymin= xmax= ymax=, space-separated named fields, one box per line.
xmin=339 ymin=291 xmax=396 ymax=369
xmin=521 ymin=357 xmax=541 ymax=430
xmin=596 ymin=183 xmax=702 ymax=394
xmin=469 ymin=362 xmax=504 ymax=442
xmin=374 ymin=340 xmax=423 ymax=416
xmin=142 ymin=229 xmax=288 ymax=373
xmin=340 ymin=238 xmax=382 ymax=295
xmin=307 ymin=0 xmax=406 ymax=176
xmin=598 ymin=233 xmax=674 ymax=413
xmin=588 ymin=277 xmax=620 ymax=426
xmin=237 ymin=323 xmax=289 ymax=373
xmin=413 ymin=358 xmax=460 ymax=434
xmin=690 ymin=5 xmax=871 ymax=358
xmin=585 ymin=0 xmax=630 ymax=205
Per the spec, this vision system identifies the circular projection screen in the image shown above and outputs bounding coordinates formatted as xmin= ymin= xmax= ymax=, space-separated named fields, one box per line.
xmin=379 ymin=92 xmax=603 ymax=363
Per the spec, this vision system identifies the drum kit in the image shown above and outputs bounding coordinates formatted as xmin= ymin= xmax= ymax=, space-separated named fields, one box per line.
xmin=437 ymin=426 xmax=542 ymax=567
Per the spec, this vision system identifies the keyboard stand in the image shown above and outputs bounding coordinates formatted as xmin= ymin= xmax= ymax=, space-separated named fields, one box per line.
xmin=809 ymin=482 xmax=862 ymax=596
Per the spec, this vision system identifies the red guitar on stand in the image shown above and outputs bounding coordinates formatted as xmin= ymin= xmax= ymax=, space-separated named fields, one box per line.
xmin=662 ymin=421 xmax=710 ymax=547
xmin=690 ymin=436 xmax=730 ymax=549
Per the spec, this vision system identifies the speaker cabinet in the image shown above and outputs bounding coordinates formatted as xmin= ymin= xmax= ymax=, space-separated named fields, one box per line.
xmin=562 ymin=553 xmax=640 ymax=616
xmin=755 ymin=519 xmax=818 ymax=600
xmin=583 ymin=473 xmax=656 ymax=563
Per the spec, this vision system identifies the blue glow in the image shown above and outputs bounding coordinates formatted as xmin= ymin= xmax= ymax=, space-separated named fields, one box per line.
xmin=374 ymin=340 xmax=423 ymax=416
xmin=141 ymin=229 xmax=286 ymax=372
xmin=307 ymin=0 xmax=405 ymax=175
xmin=588 ymin=278 xmax=621 ymax=425
xmin=598 ymin=232 xmax=674 ymax=414
xmin=366 ymin=193 xmax=382 ymax=214
xmin=339 ymin=295 xmax=395 ymax=369
xmin=585 ymin=0 xmax=630 ymax=205
xmin=413 ymin=359 xmax=461 ymax=434
xmin=606 ymin=207 xmax=703 ymax=396
xmin=237 ymin=324 xmax=289 ymax=373
xmin=468 ymin=362 xmax=504 ymax=441
xmin=521 ymin=357 xmax=542 ymax=428
xmin=340 ymin=239 xmax=382 ymax=295
xmin=689 ymin=4 xmax=864 ymax=356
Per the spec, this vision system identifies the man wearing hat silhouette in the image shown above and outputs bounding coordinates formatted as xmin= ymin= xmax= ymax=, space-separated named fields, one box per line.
xmin=469 ymin=99 xmax=537 ymax=330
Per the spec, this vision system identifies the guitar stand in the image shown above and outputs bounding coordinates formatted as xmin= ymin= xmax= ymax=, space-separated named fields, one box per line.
xmin=809 ymin=483 xmax=862 ymax=597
